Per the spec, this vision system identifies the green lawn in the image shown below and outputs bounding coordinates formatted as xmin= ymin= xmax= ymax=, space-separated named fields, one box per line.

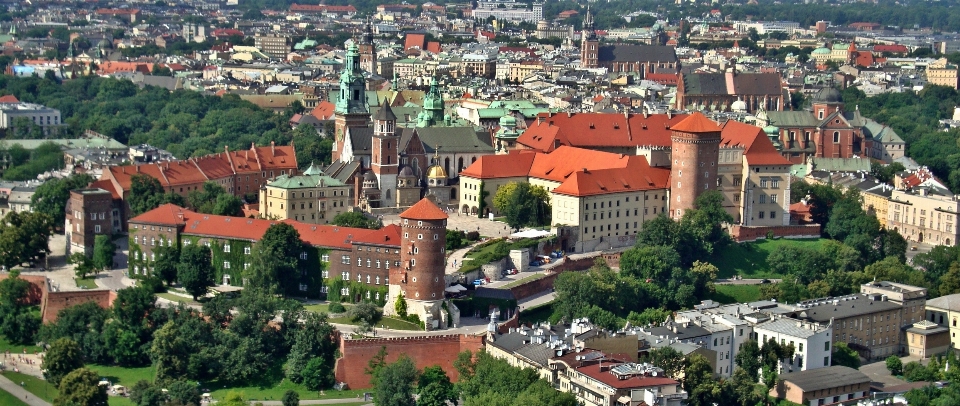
xmin=0 ymin=337 xmax=42 ymax=354
xmin=209 ymin=385 xmax=369 ymax=402
xmin=501 ymin=273 xmax=545 ymax=289
xmin=75 ymin=277 xmax=98 ymax=289
xmin=0 ymin=387 xmax=29 ymax=406
xmin=710 ymin=238 xmax=824 ymax=279
xmin=1 ymin=371 xmax=56 ymax=403
xmin=304 ymin=302 xmax=352 ymax=314
xmin=88 ymin=364 xmax=156 ymax=387
xmin=708 ymin=285 xmax=763 ymax=304
xmin=519 ymin=303 xmax=554 ymax=324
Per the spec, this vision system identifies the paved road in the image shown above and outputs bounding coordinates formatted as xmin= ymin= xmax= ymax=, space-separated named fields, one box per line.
xmin=715 ymin=278 xmax=782 ymax=285
xmin=519 ymin=291 xmax=555 ymax=311
xmin=905 ymin=242 xmax=934 ymax=266
xmin=0 ymin=374 xmax=51 ymax=406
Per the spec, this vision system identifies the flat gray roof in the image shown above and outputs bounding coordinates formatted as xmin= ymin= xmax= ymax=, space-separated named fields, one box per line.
xmin=781 ymin=366 xmax=870 ymax=392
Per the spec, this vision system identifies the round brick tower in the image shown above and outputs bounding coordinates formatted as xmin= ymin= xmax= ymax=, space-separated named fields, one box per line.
xmin=387 ymin=198 xmax=449 ymax=328
xmin=669 ymin=112 xmax=721 ymax=219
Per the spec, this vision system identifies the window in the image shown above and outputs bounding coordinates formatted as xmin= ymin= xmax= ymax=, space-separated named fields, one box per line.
xmin=771 ymin=179 xmax=779 ymax=188
xmin=771 ymin=194 xmax=778 ymax=203
xmin=224 ymin=244 xmax=231 ymax=253
xmin=223 ymin=261 xmax=231 ymax=269
xmin=760 ymin=178 xmax=768 ymax=188
xmin=824 ymin=342 xmax=830 ymax=351
xmin=824 ymin=356 xmax=829 ymax=366
xmin=759 ymin=195 xmax=767 ymax=204
xmin=321 ymin=254 xmax=329 ymax=262
xmin=770 ymin=211 xmax=776 ymax=219
xmin=759 ymin=212 xmax=765 ymax=219
xmin=833 ymin=132 xmax=840 ymax=143
xmin=300 ymin=252 xmax=308 ymax=260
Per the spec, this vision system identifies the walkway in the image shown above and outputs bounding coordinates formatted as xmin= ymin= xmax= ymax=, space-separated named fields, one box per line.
xmin=0 ymin=375 xmax=51 ymax=406
xmin=254 ymin=400 xmax=372 ymax=405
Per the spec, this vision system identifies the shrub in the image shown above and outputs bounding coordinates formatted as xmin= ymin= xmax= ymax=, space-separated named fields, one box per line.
xmin=328 ymin=302 xmax=346 ymax=314
xmin=139 ymin=276 xmax=166 ymax=293
xmin=465 ymin=231 xmax=480 ymax=241
xmin=348 ymin=302 xmax=381 ymax=324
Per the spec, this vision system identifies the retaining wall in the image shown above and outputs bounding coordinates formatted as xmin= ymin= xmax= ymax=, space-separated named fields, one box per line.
xmin=730 ymin=224 xmax=821 ymax=243
xmin=334 ymin=334 xmax=485 ymax=389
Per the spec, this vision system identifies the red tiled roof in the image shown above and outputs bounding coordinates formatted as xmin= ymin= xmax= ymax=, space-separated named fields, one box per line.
xmin=0 ymin=95 xmax=19 ymax=103
xmin=89 ymin=179 xmax=121 ymax=200
xmin=873 ymin=44 xmax=908 ymax=53
xmin=459 ymin=151 xmax=536 ymax=179
xmin=670 ymin=112 xmax=720 ymax=133
xmin=575 ymin=362 xmax=679 ymax=390
xmin=645 ymin=73 xmax=679 ymax=85
xmin=426 ymin=42 xmax=441 ymax=54
xmin=131 ymin=205 xmax=370 ymax=250
xmin=516 ymin=112 xmax=690 ymax=152
xmin=528 ymin=146 xmax=633 ymax=183
xmin=350 ymin=224 xmax=402 ymax=246
xmin=719 ymin=120 xmax=791 ymax=165
xmin=404 ymin=33 xmax=426 ymax=51
xmin=477 ymin=30 xmax=495 ymax=39
xmin=552 ymin=155 xmax=669 ymax=197
xmin=400 ymin=198 xmax=448 ymax=220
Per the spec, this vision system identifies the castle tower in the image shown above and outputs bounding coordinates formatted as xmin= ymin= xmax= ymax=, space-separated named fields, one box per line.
xmin=359 ymin=20 xmax=378 ymax=74
xmin=668 ymin=112 xmax=721 ymax=219
xmin=580 ymin=6 xmax=598 ymax=69
xmin=372 ymin=101 xmax=398 ymax=206
xmin=386 ymin=198 xmax=449 ymax=330
xmin=425 ymin=150 xmax=452 ymax=206
xmin=333 ymin=43 xmax=370 ymax=162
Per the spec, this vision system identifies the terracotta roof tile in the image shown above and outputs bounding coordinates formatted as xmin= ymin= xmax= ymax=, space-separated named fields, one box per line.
xmin=400 ymin=198 xmax=448 ymax=220
xmin=310 ymin=100 xmax=336 ymax=120
xmin=719 ymin=120 xmax=791 ymax=166
xmin=0 ymin=95 xmax=19 ymax=103
xmin=516 ymin=112 xmax=689 ymax=152
xmin=350 ymin=224 xmax=402 ymax=246
xmin=131 ymin=205 xmax=370 ymax=250
xmin=669 ymin=112 xmax=721 ymax=133
xmin=459 ymin=151 xmax=536 ymax=179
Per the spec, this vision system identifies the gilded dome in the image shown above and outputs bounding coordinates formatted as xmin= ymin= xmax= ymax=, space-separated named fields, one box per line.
xmin=426 ymin=164 xmax=447 ymax=179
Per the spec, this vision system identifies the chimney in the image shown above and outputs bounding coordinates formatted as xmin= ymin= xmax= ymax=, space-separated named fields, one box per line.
xmin=136 ymin=166 xmax=140 ymax=173
xmin=225 ymin=145 xmax=229 ymax=154
xmin=271 ymin=141 xmax=275 ymax=154
xmin=667 ymin=110 xmax=672 ymax=119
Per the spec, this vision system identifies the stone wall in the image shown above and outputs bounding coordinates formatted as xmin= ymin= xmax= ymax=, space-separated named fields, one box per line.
xmin=41 ymin=289 xmax=116 ymax=324
xmin=334 ymin=334 xmax=485 ymax=389
xmin=730 ymin=224 xmax=821 ymax=242
xmin=0 ymin=274 xmax=47 ymax=305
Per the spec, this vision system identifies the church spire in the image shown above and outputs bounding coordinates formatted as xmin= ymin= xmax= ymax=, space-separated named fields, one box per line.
xmin=335 ymin=42 xmax=367 ymax=115
xmin=418 ymin=75 xmax=445 ymax=127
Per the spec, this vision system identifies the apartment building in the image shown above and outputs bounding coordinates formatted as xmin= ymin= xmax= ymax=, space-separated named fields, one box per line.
xmin=771 ymin=366 xmax=871 ymax=406
xmin=927 ymin=58 xmax=960 ymax=89
xmin=753 ymin=317 xmax=833 ymax=373
xmin=254 ymin=32 xmax=292 ymax=59
xmin=923 ymin=293 xmax=960 ymax=352
xmin=259 ymin=164 xmax=350 ymax=224
xmin=793 ymin=292 xmax=916 ymax=361
xmin=0 ymin=102 xmax=62 ymax=136
xmin=887 ymin=188 xmax=959 ymax=246
xmin=550 ymin=354 xmax=687 ymax=406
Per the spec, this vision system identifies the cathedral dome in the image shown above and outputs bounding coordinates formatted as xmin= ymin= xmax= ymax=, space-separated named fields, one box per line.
xmin=426 ymin=164 xmax=447 ymax=179
xmin=499 ymin=115 xmax=517 ymax=127
xmin=399 ymin=166 xmax=416 ymax=178
xmin=812 ymin=87 xmax=842 ymax=103
xmin=731 ymin=99 xmax=747 ymax=113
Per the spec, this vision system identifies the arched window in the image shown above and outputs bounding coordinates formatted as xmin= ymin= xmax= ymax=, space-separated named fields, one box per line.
xmin=458 ymin=157 xmax=464 ymax=172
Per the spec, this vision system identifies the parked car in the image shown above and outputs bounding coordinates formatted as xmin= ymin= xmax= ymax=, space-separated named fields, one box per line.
xmin=529 ymin=260 xmax=541 ymax=267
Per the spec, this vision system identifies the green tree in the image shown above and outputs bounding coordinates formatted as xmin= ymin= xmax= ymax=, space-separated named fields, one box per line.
xmin=500 ymin=183 xmax=551 ymax=230
xmin=128 ymin=174 xmax=167 ymax=216
xmin=492 ymin=181 xmax=519 ymax=214
xmin=43 ymin=337 xmax=85 ymax=387
xmin=177 ymin=244 xmax=214 ymax=300
xmin=626 ymin=308 xmax=671 ymax=327
xmin=348 ymin=301 xmax=381 ymax=324
xmin=247 ymin=223 xmax=302 ymax=295
xmin=92 ymin=234 xmax=116 ymax=271
xmin=301 ymin=357 xmax=335 ymax=390
xmin=832 ymin=342 xmax=861 ymax=369
xmin=939 ymin=262 xmax=960 ymax=297
xmin=886 ymin=355 xmax=904 ymax=376
xmin=734 ymin=340 xmax=762 ymax=382
xmin=38 ymin=301 xmax=110 ymax=364
xmin=365 ymin=346 xmax=389 ymax=383
xmin=0 ymin=269 xmax=40 ymax=344
xmin=168 ymin=380 xmax=202 ymax=406
xmin=0 ymin=211 xmax=53 ymax=269
xmin=54 ymin=367 xmax=109 ymax=406
xmin=282 ymin=390 xmax=300 ymax=406
xmin=70 ymin=252 xmax=96 ymax=280
xmin=682 ymin=354 xmax=715 ymax=406
xmin=374 ymin=355 xmax=419 ymax=406
xmin=153 ymin=245 xmax=180 ymax=286
xmin=30 ymin=173 xmax=94 ymax=228
xmin=645 ymin=346 xmax=687 ymax=379
xmin=417 ymin=366 xmax=456 ymax=406
xmin=284 ymin=312 xmax=337 ymax=384
xmin=331 ymin=212 xmax=380 ymax=229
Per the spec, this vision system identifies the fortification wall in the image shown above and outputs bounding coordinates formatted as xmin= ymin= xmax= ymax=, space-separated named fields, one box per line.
xmin=334 ymin=334 xmax=484 ymax=389
xmin=0 ymin=274 xmax=47 ymax=305
xmin=41 ymin=289 xmax=116 ymax=324
xmin=730 ymin=224 xmax=821 ymax=243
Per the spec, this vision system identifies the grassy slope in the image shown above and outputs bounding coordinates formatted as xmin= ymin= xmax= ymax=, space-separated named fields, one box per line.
xmin=0 ymin=387 xmax=29 ymax=406
xmin=708 ymin=285 xmax=762 ymax=304
xmin=1 ymin=371 xmax=56 ymax=403
xmin=710 ymin=239 xmax=824 ymax=279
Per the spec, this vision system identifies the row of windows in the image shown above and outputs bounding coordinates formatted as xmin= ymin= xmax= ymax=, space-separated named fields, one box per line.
xmin=341 ymin=272 xmax=388 ymax=285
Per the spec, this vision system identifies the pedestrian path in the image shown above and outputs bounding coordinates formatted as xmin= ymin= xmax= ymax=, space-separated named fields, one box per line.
xmin=0 ymin=374 xmax=51 ymax=406
xmin=445 ymin=244 xmax=475 ymax=274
